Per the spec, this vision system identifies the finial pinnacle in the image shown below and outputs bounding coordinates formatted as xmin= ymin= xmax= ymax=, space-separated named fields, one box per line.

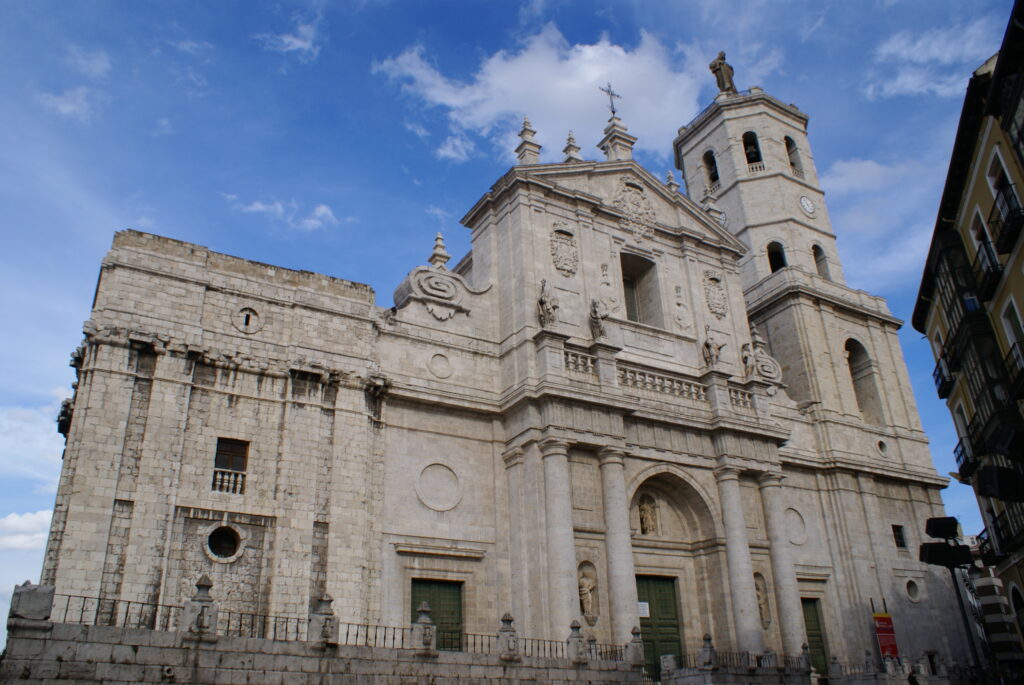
xmin=516 ymin=115 xmax=542 ymax=164
xmin=428 ymin=232 xmax=451 ymax=268
xmin=562 ymin=130 xmax=583 ymax=163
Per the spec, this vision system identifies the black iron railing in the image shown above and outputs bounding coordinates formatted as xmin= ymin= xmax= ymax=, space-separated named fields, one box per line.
xmin=989 ymin=185 xmax=1023 ymax=254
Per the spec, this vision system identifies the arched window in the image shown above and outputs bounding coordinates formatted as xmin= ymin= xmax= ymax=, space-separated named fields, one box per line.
xmin=703 ymin=150 xmax=720 ymax=187
xmin=785 ymin=136 xmax=803 ymax=177
xmin=767 ymin=242 xmax=787 ymax=273
xmin=743 ymin=132 xmax=763 ymax=164
xmin=812 ymin=244 xmax=830 ymax=279
xmin=845 ymin=339 xmax=884 ymax=424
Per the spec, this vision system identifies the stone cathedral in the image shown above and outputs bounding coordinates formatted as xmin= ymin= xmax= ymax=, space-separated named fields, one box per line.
xmin=42 ymin=66 xmax=968 ymax=674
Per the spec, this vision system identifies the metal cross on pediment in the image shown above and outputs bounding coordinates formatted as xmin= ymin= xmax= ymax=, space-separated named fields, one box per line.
xmin=599 ymin=82 xmax=621 ymax=116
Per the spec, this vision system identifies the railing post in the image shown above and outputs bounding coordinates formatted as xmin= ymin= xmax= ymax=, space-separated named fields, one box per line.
xmin=412 ymin=602 xmax=438 ymax=658
xmin=625 ymin=626 xmax=645 ymax=668
xmin=566 ymin=619 xmax=588 ymax=665
xmin=698 ymin=633 xmax=717 ymax=670
xmin=7 ymin=581 xmax=54 ymax=635
xmin=180 ymin=574 xmax=218 ymax=640
xmin=497 ymin=612 xmax=521 ymax=662
xmin=828 ymin=655 xmax=841 ymax=679
xmin=800 ymin=643 xmax=812 ymax=672
xmin=308 ymin=593 xmax=338 ymax=647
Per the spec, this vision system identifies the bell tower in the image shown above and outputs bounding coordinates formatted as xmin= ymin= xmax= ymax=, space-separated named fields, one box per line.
xmin=673 ymin=58 xmax=933 ymax=473
xmin=673 ymin=84 xmax=844 ymax=291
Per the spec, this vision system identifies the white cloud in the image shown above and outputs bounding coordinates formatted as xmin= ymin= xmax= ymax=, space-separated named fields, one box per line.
xmin=405 ymin=121 xmax=429 ymax=138
xmin=170 ymin=39 xmax=213 ymax=56
xmin=227 ymin=196 xmax=352 ymax=231
xmin=374 ymin=25 xmax=726 ymax=163
xmin=254 ymin=16 xmax=322 ymax=62
xmin=66 ymin=45 xmax=111 ymax=79
xmin=37 ymin=87 xmax=101 ymax=122
xmin=437 ymin=134 xmax=475 ymax=162
xmin=0 ymin=402 xmax=64 ymax=492
xmin=865 ymin=15 xmax=1002 ymax=99
xmin=821 ymin=158 xmax=918 ymax=199
xmin=154 ymin=117 xmax=174 ymax=136
xmin=0 ymin=511 xmax=52 ymax=550
xmin=425 ymin=205 xmax=451 ymax=222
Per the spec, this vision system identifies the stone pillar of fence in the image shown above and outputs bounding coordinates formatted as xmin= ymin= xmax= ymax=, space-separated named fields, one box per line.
xmin=625 ymin=626 xmax=645 ymax=667
xmin=411 ymin=601 xmax=437 ymax=658
xmin=698 ymin=633 xmax=717 ymax=670
xmin=497 ymin=613 xmax=520 ymax=662
xmin=828 ymin=655 xmax=842 ymax=678
xmin=180 ymin=574 xmax=218 ymax=639
xmin=566 ymin=620 xmax=588 ymax=665
xmin=7 ymin=581 xmax=54 ymax=634
xmin=660 ymin=654 xmax=678 ymax=677
xmin=308 ymin=593 xmax=338 ymax=646
xmin=800 ymin=643 xmax=812 ymax=672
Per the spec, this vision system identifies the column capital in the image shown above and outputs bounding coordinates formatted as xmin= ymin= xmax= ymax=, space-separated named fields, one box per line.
xmin=502 ymin=447 xmax=525 ymax=468
xmin=713 ymin=465 xmax=742 ymax=483
xmin=756 ymin=472 xmax=785 ymax=488
xmin=539 ymin=437 xmax=570 ymax=457
xmin=598 ymin=447 xmax=626 ymax=466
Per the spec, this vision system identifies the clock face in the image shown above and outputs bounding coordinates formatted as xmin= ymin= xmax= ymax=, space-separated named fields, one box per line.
xmin=799 ymin=196 xmax=815 ymax=216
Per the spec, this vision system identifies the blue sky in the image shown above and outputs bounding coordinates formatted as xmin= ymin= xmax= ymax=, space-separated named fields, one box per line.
xmin=0 ymin=0 xmax=1013 ymax=633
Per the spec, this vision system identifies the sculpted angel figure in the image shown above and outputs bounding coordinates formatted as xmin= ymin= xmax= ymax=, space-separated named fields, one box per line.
xmin=537 ymin=279 xmax=559 ymax=328
xmin=702 ymin=325 xmax=726 ymax=367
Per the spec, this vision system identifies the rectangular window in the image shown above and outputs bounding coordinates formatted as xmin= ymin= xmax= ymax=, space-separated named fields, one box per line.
xmin=213 ymin=438 xmax=248 ymax=494
xmin=620 ymin=253 xmax=662 ymax=327
xmin=623 ymin=277 xmax=640 ymax=322
xmin=892 ymin=524 xmax=907 ymax=548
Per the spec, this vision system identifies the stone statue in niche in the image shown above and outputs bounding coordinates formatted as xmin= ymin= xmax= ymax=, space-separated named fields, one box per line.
xmin=673 ymin=286 xmax=692 ymax=334
xmin=598 ymin=263 xmax=619 ymax=315
xmin=638 ymin=494 xmax=658 ymax=535
xmin=709 ymin=51 xmax=737 ymax=95
xmin=589 ymin=299 xmax=608 ymax=340
xmin=741 ymin=343 xmax=757 ymax=378
xmin=702 ymin=325 xmax=726 ymax=368
xmin=537 ymin=279 xmax=559 ymax=328
xmin=577 ymin=562 xmax=598 ymax=625
xmin=754 ymin=573 xmax=772 ymax=629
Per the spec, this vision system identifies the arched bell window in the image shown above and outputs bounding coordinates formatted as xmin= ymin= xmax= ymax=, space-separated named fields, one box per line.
xmin=845 ymin=339 xmax=884 ymax=424
xmin=743 ymin=132 xmax=762 ymax=164
xmin=703 ymin=150 xmax=720 ymax=187
xmin=785 ymin=136 xmax=803 ymax=177
xmin=767 ymin=241 xmax=787 ymax=273
xmin=812 ymin=244 xmax=830 ymax=280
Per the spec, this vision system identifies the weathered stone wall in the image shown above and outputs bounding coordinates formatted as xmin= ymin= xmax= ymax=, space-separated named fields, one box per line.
xmin=0 ymin=622 xmax=642 ymax=685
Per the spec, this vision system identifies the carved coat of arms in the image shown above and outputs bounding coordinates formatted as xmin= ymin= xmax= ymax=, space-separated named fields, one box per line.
xmin=550 ymin=225 xmax=578 ymax=277
xmin=613 ymin=178 xmax=656 ymax=240
xmin=703 ymin=269 xmax=728 ymax=319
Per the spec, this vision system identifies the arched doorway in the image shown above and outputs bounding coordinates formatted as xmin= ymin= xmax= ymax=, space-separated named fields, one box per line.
xmin=629 ymin=470 xmax=722 ymax=680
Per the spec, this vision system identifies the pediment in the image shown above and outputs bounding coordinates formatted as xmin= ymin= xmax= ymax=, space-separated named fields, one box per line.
xmin=519 ymin=162 xmax=744 ymax=253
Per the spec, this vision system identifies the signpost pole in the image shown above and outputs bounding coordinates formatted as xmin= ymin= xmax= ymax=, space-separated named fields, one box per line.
xmin=948 ymin=565 xmax=982 ymax=673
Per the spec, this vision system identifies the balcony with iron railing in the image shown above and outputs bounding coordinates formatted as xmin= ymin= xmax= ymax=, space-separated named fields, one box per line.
xmin=970 ymin=240 xmax=1003 ymax=301
xmin=945 ymin=305 xmax=989 ymax=372
xmin=989 ymin=185 xmax=1023 ymax=254
xmin=981 ymin=503 xmax=1024 ymax=564
xmin=1006 ymin=341 xmax=1024 ymax=400
xmin=933 ymin=356 xmax=955 ymax=399
xmin=955 ymin=438 xmax=980 ymax=481
xmin=967 ymin=388 xmax=1024 ymax=462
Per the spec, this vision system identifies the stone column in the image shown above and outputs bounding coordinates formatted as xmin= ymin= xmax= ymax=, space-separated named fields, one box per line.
xmin=541 ymin=438 xmax=578 ymax=637
xmin=758 ymin=473 xmax=805 ymax=657
xmin=599 ymin=448 xmax=640 ymax=644
xmin=714 ymin=466 xmax=764 ymax=654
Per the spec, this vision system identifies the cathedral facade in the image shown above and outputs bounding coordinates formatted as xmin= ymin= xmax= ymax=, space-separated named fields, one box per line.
xmin=42 ymin=75 xmax=967 ymax=675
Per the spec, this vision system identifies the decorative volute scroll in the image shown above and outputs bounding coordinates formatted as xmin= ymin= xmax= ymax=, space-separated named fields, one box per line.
xmin=612 ymin=177 xmax=656 ymax=240
xmin=393 ymin=232 xmax=490 ymax=322
xmin=741 ymin=323 xmax=783 ymax=383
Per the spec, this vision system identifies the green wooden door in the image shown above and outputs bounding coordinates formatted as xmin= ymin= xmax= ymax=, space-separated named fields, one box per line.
xmin=411 ymin=579 xmax=463 ymax=650
xmin=636 ymin=576 xmax=682 ymax=681
xmin=801 ymin=598 xmax=828 ymax=674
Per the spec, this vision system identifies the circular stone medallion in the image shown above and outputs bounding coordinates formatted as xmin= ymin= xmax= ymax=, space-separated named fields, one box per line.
xmin=427 ymin=353 xmax=453 ymax=379
xmin=416 ymin=463 xmax=462 ymax=511
xmin=785 ymin=507 xmax=807 ymax=545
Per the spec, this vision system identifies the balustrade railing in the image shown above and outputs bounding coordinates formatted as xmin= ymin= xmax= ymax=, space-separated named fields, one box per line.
xmin=729 ymin=387 xmax=754 ymax=410
xmin=212 ymin=469 xmax=245 ymax=494
xmin=564 ymin=350 xmax=597 ymax=376
xmin=747 ymin=162 xmax=766 ymax=174
xmin=617 ymin=365 xmax=707 ymax=402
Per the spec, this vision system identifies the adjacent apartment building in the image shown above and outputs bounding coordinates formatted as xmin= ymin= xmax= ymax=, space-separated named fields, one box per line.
xmin=912 ymin=0 xmax=1024 ymax=670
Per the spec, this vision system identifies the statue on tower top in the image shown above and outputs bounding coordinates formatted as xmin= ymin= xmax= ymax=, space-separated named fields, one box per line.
xmin=709 ymin=51 xmax=737 ymax=95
